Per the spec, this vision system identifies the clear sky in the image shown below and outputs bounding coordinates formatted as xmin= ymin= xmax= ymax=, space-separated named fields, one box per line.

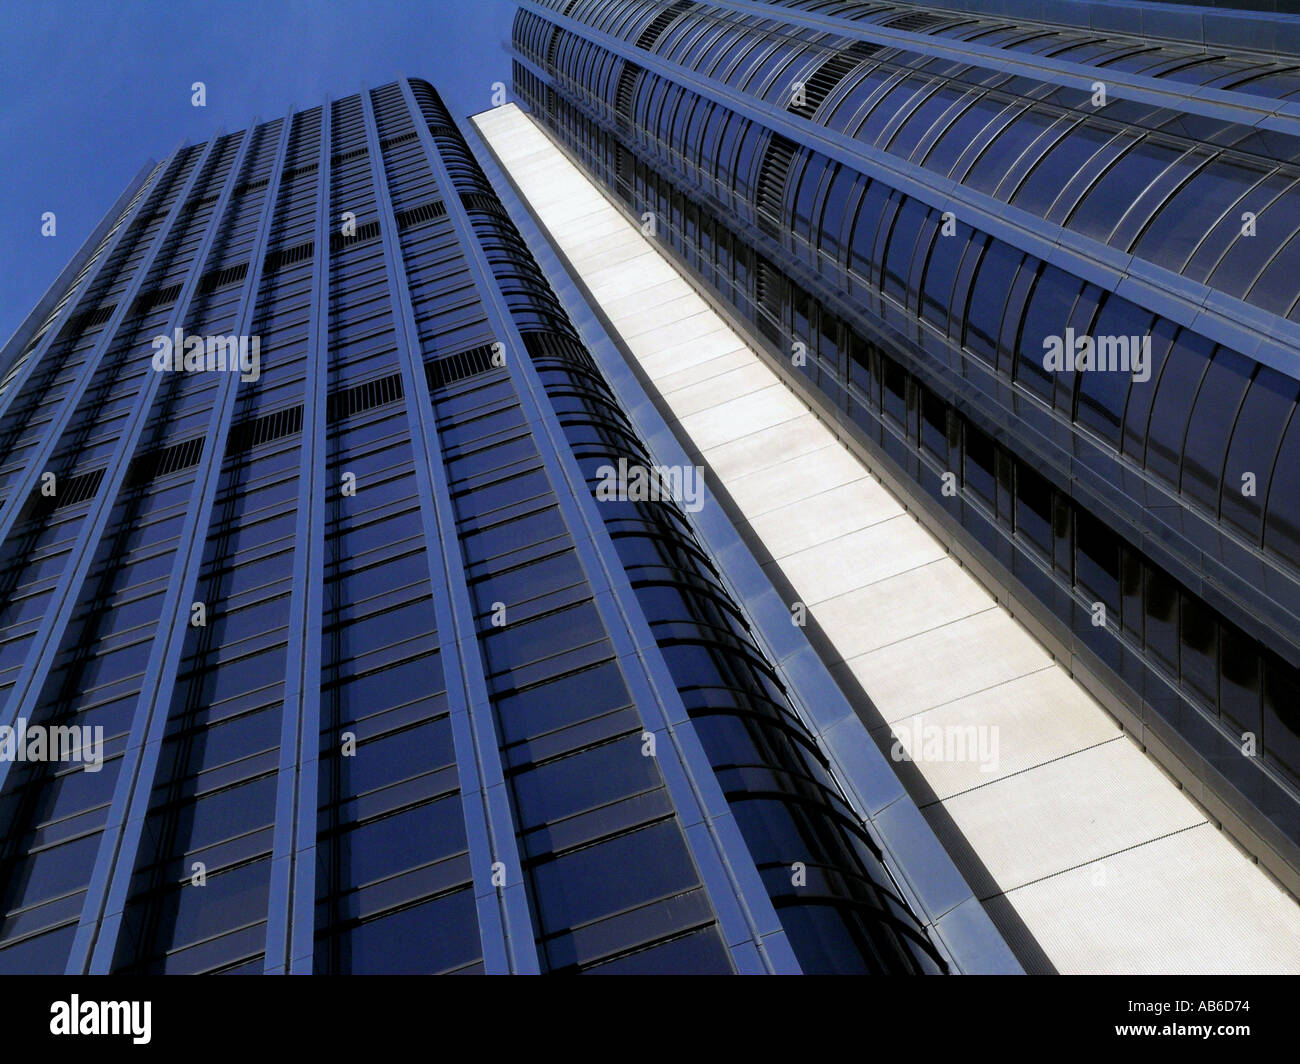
xmin=0 ymin=0 xmax=519 ymax=344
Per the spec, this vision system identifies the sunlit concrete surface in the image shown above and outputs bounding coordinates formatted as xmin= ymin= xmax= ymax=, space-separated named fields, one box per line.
xmin=476 ymin=102 xmax=1300 ymax=974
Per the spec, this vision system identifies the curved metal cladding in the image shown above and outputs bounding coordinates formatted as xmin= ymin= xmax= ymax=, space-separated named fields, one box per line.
xmin=511 ymin=0 xmax=1300 ymax=888
xmin=407 ymin=78 xmax=948 ymax=973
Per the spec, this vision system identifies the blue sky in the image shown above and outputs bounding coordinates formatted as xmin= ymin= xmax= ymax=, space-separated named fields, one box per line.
xmin=0 ymin=0 xmax=518 ymax=344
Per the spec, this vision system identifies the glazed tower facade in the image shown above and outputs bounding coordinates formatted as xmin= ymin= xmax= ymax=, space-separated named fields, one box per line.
xmin=0 ymin=78 xmax=1008 ymax=974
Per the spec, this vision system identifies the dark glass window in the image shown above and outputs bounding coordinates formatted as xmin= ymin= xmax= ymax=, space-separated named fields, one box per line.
xmin=1015 ymin=464 xmax=1053 ymax=558
xmin=1179 ymin=594 xmax=1218 ymax=707
xmin=919 ymin=224 xmax=973 ymax=330
xmin=964 ymin=241 xmax=1022 ymax=364
xmin=1015 ymin=264 xmax=1083 ymax=402
xmin=1263 ymin=409 xmax=1300 ymax=566
xmin=1220 ymin=625 xmax=1262 ymax=735
xmin=1263 ymin=654 xmax=1300 ymax=784
xmin=1068 ymin=138 xmax=1184 ymax=242
xmin=1179 ymin=349 xmax=1253 ymax=512
xmin=964 ymin=106 xmax=1056 ymax=195
xmin=1221 ymin=368 xmax=1299 ymax=541
xmin=1132 ymin=159 xmax=1266 ymax=271
xmin=963 ymin=420 xmax=996 ymax=506
xmin=1075 ymin=295 xmax=1156 ymax=447
xmin=1143 ymin=567 xmax=1179 ymax=673
xmin=1143 ymin=330 xmax=1215 ymax=486
xmin=881 ymin=199 xmax=930 ymax=303
xmin=1012 ymin=122 xmax=1112 ymax=217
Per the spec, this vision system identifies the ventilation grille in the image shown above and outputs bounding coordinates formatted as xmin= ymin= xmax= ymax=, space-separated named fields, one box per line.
xmin=281 ymin=161 xmax=320 ymax=182
xmin=790 ymin=48 xmax=875 ymax=119
xmin=264 ymin=241 xmax=315 ymax=272
xmin=233 ymin=176 xmax=270 ymax=197
xmin=546 ymin=24 xmax=564 ymax=69
xmin=39 ymin=467 xmax=106 ymax=514
xmin=326 ymin=372 xmax=405 ymax=421
xmin=615 ymin=144 xmax=634 ymax=194
xmin=426 ymin=343 xmax=498 ymax=389
xmin=329 ymin=219 xmax=382 ymax=251
xmin=394 ymin=199 xmax=447 ymax=229
xmin=125 ymin=436 xmax=205 ymax=486
xmin=61 ymin=303 xmax=117 ymax=337
xmin=614 ymin=62 xmax=642 ymax=128
xmin=197 ymin=261 xmax=249 ymax=294
xmin=331 ymin=145 xmax=369 ymax=165
xmin=755 ymin=257 xmax=782 ymax=343
xmin=460 ymin=192 xmax=508 ymax=218
xmin=883 ymin=11 xmax=947 ymax=33
xmin=30 ymin=350 xmax=499 ymax=509
xmin=755 ymin=134 xmax=797 ymax=235
xmin=380 ymin=131 xmax=418 ymax=150
xmin=635 ymin=0 xmax=694 ymax=51
xmin=129 ymin=282 xmax=183 ymax=318
xmin=226 ymin=404 xmax=304 ymax=454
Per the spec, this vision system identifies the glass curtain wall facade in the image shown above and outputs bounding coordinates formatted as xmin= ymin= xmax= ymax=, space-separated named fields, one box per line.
xmin=0 ymin=78 xmax=957 ymax=974
xmin=510 ymin=0 xmax=1300 ymax=891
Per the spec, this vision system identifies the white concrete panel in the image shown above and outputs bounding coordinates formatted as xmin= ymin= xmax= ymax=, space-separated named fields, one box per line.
xmin=838 ymin=609 xmax=1053 ymax=723
xmin=771 ymin=514 xmax=947 ymax=606
xmin=811 ymin=559 xmax=995 ymax=662
xmin=746 ymin=478 xmax=903 ymax=557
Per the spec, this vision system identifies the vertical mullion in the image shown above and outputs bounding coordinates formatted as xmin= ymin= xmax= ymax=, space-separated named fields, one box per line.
xmin=0 ymin=131 xmax=228 ymax=792
xmin=359 ymin=87 xmax=540 ymax=976
xmin=70 ymin=112 xmax=295 ymax=974
xmin=264 ymin=101 xmax=331 ymax=976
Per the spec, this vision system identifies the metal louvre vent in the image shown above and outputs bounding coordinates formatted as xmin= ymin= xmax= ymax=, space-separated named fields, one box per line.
xmin=40 ymin=467 xmax=105 ymax=513
xmin=634 ymin=0 xmax=694 ymax=51
xmin=460 ymin=192 xmax=509 ymax=218
xmin=380 ymin=130 xmax=418 ymax=150
xmin=327 ymin=372 xmax=405 ymax=421
xmin=546 ymin=24 xmax=563 ymax=69
xmin=519 ymin=330 xmax=596 ymax=373
xmin=330 ymin=145 xmax=369 ymax=165
xmin=233 ymin=176 xmax=270 ymax=197
xmin=755 ymin=134 xmax=797 ymax=235
xmin=225 ymin=404 xmax=304 ymax=454
xmin=790 ymin=44 xmax=880 ymax=119
xmin=280 ymin=161 xmax=320 ymax=182
xmin=755 ymin=257 xmax=782 ymax=343
xmin=125 ymin=436 xmax=205 ymax=486
xmin=614 ymin=61 xmax=642 ymax=128
xmin=615 ymin=144 xmax=634 ymax=195
xmin=129 ymin=282 xmax=183 ymax=318
xmin=883 ymin=11 xmax=948 ymax=33
xmin=197 ymin=261 xmax=250 ymax=294
xmin=426 ymin=343 xmax=498 ymax=389
xmin=61 ymin=303 xmax=117 ymax=337
xmin=263 ymin=241 xmax=315 ymax=273
xmin=328 ymin=219 xmax=382 ymax=251
xmin=394 ymin=199 xmax=448 ymax=229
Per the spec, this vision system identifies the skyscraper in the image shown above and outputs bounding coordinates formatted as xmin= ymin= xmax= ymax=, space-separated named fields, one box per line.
xmin=488 ymin=0 xmax=1300 ymax=970
xmin=0 ymin=77 xmax=1017 ymax=975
